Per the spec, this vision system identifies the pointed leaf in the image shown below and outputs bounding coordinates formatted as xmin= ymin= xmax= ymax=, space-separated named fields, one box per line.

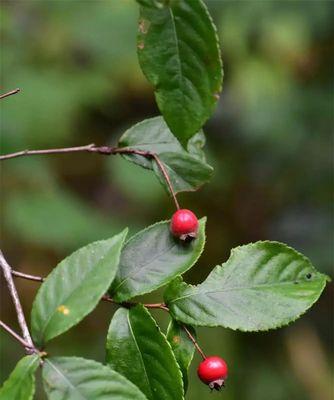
xmin=42 ymin=356 xmax=147 ymax=400
xmin=118 ymin=117 xmax=213 ymax=194
xmin=0 ymin=355 xmax=39 ymax=400
xmin=165 ymin=241 xmax=329 ymax=331
xmin=31 ymin=229 xmax=128 ymax=345
xmin=166 ymin=320 xmax=195 ymax=392
xmin=106 ymin=305 xmax=184 ymax=400
xmin=137 ymin=0 xmax=223 ymax=143
xmin=110 ymin=218 xmax=206 ymax=302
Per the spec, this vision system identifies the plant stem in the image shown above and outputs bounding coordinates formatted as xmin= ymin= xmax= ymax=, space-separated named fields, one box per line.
xmin=0 ymin=144 xmax=180 ymax=210
xmin=101 ymin=294 xmax=169 ymax=311
xmin=0 ymin=320 xmax=31 ymax=349
xmin=183 ymin=325 xmax=207 ymax=360
xmin=9 ymin=269 xmax=206 ymax=358
xmin=12 ymin=270 xmax=44 ymax=282
xmin=0 ymin=143 xmax=97 ymax=161
xmin=0 ymin=88 xmax=20 ymax=100
xmin=0 ymin=250 xmax=35 ymax=352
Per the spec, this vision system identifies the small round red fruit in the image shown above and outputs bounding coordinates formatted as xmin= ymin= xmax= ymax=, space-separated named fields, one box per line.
xmin=170 ymin=209 xmax=199 ymax=240
xmin=197 ymin=356 xmax=228 ymax=391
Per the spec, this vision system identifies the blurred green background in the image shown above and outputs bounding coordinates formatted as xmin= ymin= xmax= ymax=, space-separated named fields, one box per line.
xmin=0 ymin=1 xmax=333 ymax=399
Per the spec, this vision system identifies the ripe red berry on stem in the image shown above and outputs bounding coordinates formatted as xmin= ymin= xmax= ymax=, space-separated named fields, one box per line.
xmin=197 ymin=356 xmax=228 ymax=391
xmin=170 ymin=209 xmax=199 ymax=240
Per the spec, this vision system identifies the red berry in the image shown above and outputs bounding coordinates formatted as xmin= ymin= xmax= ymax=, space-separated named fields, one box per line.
xmin=197 ymin=356 xmax=228 ymax=391
xmin=170 ymin=209 xmax=199 ymax=240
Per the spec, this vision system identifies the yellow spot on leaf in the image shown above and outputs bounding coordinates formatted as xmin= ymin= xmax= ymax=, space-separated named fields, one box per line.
xmin=57 ymin=305 xmax=70 ymax=315
xmin=173 ymin=335 xmax=180 ymax=344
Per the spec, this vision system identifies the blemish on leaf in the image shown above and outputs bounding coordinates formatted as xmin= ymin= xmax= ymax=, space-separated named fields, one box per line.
xmin=139 ymin=19 xmax=150 ymax=35
xmin=173 ymin=335 xmax=180 ymax=344
xmin=306 ymin=273 xmax=312 ymax=279
xmin=213 ymin=93 xmax=220 ymax=101
xmin=57 ymin=305 xmax=70 ymax=315
xmin=138 ymin=42 xmax=145 ymax=50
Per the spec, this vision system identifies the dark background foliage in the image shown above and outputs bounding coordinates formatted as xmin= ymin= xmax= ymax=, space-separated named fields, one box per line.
xmin=0 ymin=1 xmax=333 ymax=399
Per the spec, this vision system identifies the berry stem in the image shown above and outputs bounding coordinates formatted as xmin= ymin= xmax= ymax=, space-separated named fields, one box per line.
xmin=183 ymin=325 xmax=207 ymax=360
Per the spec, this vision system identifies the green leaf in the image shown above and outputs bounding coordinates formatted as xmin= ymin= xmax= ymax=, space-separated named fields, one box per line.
xmin=137 ymin=0 xmax=223 ymax=144
xmin=0 ymin=355 xmax=39 ymax=400
xmin=31 ymin=229 xmax=128 ymax=345
xmin=152 ymin=152 xmax=212 ymax=194
xmin=136 ymin=0 xmax=165 ymax=8
xmin=118 ymin=117 xmax=213 ymax=194
xmin=42 ymin=356 xmax=147 ymax=400
xmin=187 ymin=131 xmax=207 ymax=162
xmin=165 ymin=241 xmax=329 ymax=331
xmin=110 ymin=218 xmax=206 ymax=302
xmin=106 ymin=305 xmax=184 ymax=400
xmin=166 ymin=320 xmax=195 ymax=392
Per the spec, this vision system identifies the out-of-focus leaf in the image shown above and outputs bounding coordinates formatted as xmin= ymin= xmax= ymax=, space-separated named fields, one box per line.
xmin=165 ymin=241 xmax=329 ymax=331
xmin=42 ymin=357 xmax=147 ymax=399
xmin=110 ymin=218 xmax=206 ymax=302
xmin=166 ymin=320 xmax=196 ymax=392
xmin=31 ymin=230 xmax=127 ymax=345
xmin=0 ymin=355 xmax=39 ymax=400
xmin=137 ymin=0 xmax=223 ymax=144
xmin=4 ymin=190 xmax=123 ymax=251
xmin=106 ymin=305 xmax=184 ymax=400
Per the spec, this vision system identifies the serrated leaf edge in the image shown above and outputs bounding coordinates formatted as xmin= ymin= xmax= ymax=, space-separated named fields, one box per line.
xmin=165 ymin=240 xmax=329 ymax=332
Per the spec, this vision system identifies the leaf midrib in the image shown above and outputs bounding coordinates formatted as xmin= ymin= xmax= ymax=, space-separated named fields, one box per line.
xmin=127 ymin=313 xmax=153 ymax=400
xmin=45 ymin=359 xmax=87 ymax=400
xmin=113 ymin=241 xmax=177 ymax=293
xmin=168 ymin=6 xmax=186 ymax=107
xmin=169 ymin=275 xmax=325 ymax=304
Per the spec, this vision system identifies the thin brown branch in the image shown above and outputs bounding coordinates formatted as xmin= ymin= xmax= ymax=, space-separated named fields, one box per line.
xmin=101 ymin=294 xmax=169 ymax=311
xmin=0 ymin=88 xmax=20 ymax=100
xmin=0 ymin=143 xmax=97 ymax=161
xmin=0 ymin=250 xmax=35 ymax=351
xmin=11 ymin=276 xmax=170 ymax=312
xmin=0 ymin=144 xmax=180 ymax=209
xmin=0 ymin=320 xmax=31 ymax=349
xmin=12 ymin=270 xmax=44 ymax=282
xmin=183 ymin=325 xmax=206 ymax=360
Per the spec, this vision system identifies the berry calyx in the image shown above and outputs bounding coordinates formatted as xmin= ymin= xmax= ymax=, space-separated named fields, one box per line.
xmin=197 ymin=356 xmax=228 ymax=391
xmin=170 ymin=209 xmax=199 ymax=240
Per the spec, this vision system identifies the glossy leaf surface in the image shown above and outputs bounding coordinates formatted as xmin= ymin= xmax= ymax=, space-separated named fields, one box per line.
xmin=0 ymin=355 xmax=39 ymax=400
xmin=166 ymin=320 xmax=196 ymax=392
xmin=111 ymin=218 xmax=206 ymax=302
xmin=42 ymin=356 xmax=147 ymax=400
xmin=165 ymin=241 xmax=329 ymax=331
xmin=31 ymin=230 xmax=127 ymax=345
xmin=118 ymin=117 xmax=213 ymax=194
xmin=106 ymin=305 xmax=184 ymax=400
xmin=137 ymin=0 xmax=223 ymax=143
